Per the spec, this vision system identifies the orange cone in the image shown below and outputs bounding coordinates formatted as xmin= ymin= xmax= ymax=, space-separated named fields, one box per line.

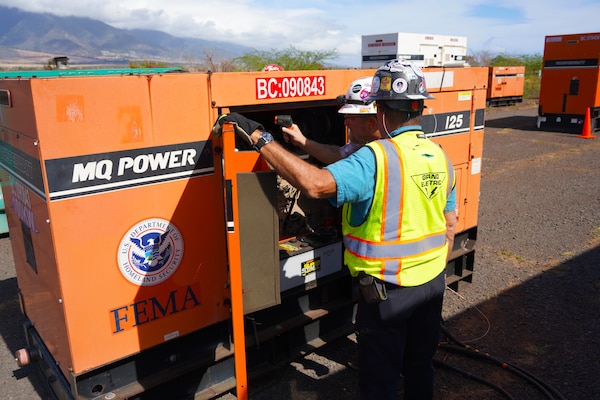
xmin=578 ymin=107 xmax=596 ymax=139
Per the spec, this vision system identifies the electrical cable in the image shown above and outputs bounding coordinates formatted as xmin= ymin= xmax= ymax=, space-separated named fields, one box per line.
xmin=440 ymin=286 xmax=567 ymax=399
xmin=445 ymin=286 xmax=491 ymax=343
xmin=438 ymin=343 xmax=562 ymax=400
xmin=438 ymin=323 xmax=568 ymax=400
xmin=433 ymin=358 xmax=515 ymax=400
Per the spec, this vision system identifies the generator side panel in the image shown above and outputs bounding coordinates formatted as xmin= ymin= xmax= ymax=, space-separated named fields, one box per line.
xmin=26 ymin=72 xmax=230 ymax=377
xmin=539 ymin=33 xmax=600 ymax=126
xmin=422 ymin=67 xmax=486 ymax=287
xmin=487 ymin=66 xmax=525 ymax=103
xmin=540 ymin=65 xmax=600 ymax=114
xmin=422 ymin=67 xmax=486 ymax=235
xmin=0 ymin=78 xmax=74 ymax=376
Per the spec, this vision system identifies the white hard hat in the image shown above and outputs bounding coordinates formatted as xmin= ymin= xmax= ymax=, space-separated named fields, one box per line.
xmin=338 ymin=77 xmax=377 ymax=114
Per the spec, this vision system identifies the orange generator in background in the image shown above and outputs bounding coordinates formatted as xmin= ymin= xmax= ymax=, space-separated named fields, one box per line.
xmin=0 ymin=65 xmax=486 ymax=400
xmin=486 ymin=66 xmax=525 ymax=106
xmin=537 ymin=32 xmax=600 ymax=133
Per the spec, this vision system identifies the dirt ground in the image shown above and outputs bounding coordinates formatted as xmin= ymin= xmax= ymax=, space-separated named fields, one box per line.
xmin=1 ymin=101 xmax=599 ymax=400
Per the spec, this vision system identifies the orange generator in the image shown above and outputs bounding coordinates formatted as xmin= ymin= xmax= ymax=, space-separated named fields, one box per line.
xmin=537 ymin=32 xmax=600 ymax=132
xmin=0 ymin=65 xmax=486 ymax=399
xmin=486 ymin=66 xmax=525 ymax=106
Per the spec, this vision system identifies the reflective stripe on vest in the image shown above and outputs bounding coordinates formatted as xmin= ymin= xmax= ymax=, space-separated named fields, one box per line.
xmin=341 ymin=131 xmax=452 ymax=286
xmin=343 ymin=231 xmax=447 ymax=259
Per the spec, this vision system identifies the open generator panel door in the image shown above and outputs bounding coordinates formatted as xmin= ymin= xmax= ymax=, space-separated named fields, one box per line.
xmin=229 ymin=104 xmax=347 ymax=296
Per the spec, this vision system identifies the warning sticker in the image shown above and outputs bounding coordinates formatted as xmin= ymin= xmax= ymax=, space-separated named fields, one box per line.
xmin=411 ymin=172 xmax=446 ymax=199
xmin=301 ymin=257 xmax=321 ymax=277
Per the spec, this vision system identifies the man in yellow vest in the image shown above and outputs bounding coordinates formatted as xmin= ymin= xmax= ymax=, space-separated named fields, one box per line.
xmin=213 ymin=59 xmax=457 ymax=400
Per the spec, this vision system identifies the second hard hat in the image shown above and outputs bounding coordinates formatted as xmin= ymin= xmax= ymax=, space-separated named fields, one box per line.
xmin=338 ymin=77 xmax=377 ymax=114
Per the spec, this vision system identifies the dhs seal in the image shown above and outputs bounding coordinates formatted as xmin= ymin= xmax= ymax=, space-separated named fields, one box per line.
xmin=118 ymin=218 xmax=184 ymax=286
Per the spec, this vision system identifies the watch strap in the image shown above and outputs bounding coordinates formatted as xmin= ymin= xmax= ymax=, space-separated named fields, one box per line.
xmin=253 ymin=131 xmax=274 ymax=152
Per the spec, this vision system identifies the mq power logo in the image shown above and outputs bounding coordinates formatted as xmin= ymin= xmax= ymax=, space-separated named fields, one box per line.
xmin=44 ymin=141 xmax=214 ymax=201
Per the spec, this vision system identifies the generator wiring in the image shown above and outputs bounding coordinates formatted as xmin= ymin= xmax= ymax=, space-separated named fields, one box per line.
xmin=282 ymin=186 xmax=301 ymax=234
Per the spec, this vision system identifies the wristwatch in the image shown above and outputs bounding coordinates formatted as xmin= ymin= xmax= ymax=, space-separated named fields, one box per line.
xmin=253 ymin=131 xmax=274 ymax=152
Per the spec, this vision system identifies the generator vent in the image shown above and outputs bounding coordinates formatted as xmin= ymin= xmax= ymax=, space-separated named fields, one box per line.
xmin=0 ymin=89 xmax=10 ymax=107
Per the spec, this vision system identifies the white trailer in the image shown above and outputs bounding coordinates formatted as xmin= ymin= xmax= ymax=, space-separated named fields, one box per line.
xmin=361 ymin=32 xmax=468 ymax=68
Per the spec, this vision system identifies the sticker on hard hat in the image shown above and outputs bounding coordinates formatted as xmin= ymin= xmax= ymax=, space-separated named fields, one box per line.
xmin=412 ymin=65 xmax=425 ymax=77
xmin=371 ymin=77 xmax=380 ymax=94
xmin=380 ymin=76 xmax=392 ymax=92
xmin=117 ymin=218 xmax=184 ymax=286
xmin=392 ymin=78 xmax=408 ymax=93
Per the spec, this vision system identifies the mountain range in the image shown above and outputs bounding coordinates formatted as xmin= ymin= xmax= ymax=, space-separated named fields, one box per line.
xmin=0 ymin=5 xmax=253 ymax=68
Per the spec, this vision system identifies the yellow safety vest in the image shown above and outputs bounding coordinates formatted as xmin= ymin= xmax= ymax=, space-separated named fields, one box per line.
xmin=342 ymin=130 xmax=454 ymax=287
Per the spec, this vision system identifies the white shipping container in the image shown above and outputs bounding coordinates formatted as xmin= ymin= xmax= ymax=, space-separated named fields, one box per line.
xmin=362 ymin=32 xmax=468 ymax=68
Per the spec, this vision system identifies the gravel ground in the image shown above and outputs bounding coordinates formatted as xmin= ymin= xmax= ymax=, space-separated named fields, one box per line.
xmin=1 ymin=102 xmax=599 ymax=400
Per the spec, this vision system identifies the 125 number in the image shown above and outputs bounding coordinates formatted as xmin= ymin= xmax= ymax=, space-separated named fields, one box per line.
xmin=445 ymin=114 xmax=464 ymax=130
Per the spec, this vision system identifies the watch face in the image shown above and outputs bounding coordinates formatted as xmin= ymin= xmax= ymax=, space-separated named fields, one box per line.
xmin=253 ymin=132 xmax=273 ymax=151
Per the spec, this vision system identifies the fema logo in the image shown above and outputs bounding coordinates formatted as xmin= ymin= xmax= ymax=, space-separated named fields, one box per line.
xmin=118 ymin=218 xmax=184 ymax=286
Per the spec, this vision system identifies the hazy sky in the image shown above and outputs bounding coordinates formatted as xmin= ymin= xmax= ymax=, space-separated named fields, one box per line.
xmin=3 ymin=0 xmax=599 ymax=66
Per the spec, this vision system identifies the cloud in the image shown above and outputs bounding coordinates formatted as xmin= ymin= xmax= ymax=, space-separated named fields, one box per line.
xmin=2 ymin=0 xmax=600 ymax=67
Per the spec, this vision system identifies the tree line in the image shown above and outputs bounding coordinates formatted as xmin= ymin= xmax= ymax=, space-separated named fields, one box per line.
xmin=6 ymin=45 xmax=542 ymax=99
